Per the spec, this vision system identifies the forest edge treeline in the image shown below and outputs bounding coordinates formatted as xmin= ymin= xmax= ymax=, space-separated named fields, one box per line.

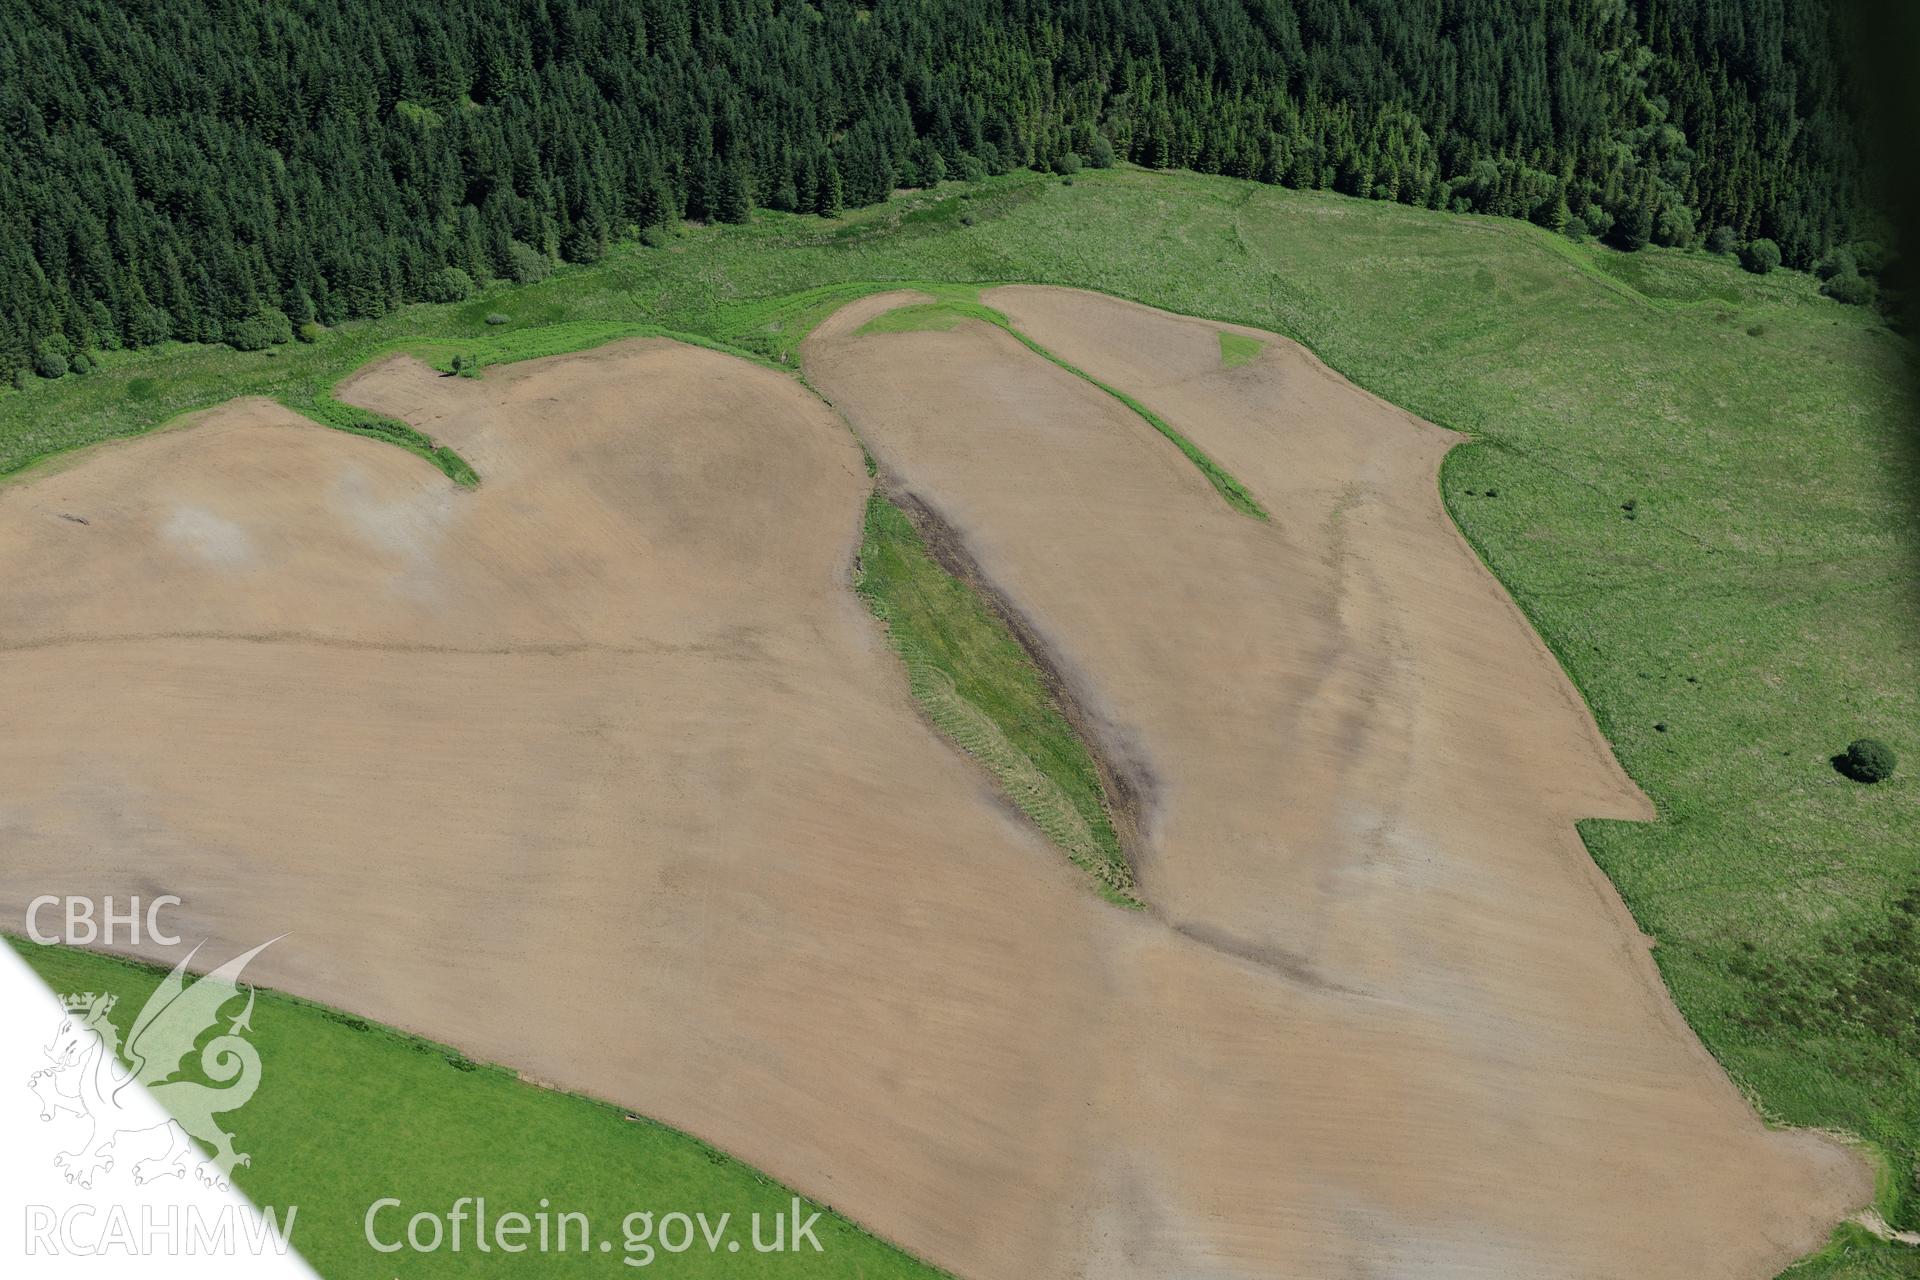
xmin=0 ymin=0 xmax=1898 ymax=379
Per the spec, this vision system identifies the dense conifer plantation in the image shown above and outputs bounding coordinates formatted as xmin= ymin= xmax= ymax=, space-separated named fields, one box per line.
xmin=0 ymin=0 xmax=1875 ymax=374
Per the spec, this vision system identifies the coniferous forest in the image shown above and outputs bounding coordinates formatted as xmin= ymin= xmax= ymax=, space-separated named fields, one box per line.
xmin=0 ymin=0 xmax=1880 ymax=375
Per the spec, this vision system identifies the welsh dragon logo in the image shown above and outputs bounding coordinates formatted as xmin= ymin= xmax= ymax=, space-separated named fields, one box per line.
xmin=26 ymin=938 xmax=277 ymax=1192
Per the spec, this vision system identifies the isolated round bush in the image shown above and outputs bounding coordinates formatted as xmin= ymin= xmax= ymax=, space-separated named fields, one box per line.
xmin=1740 ymin=238 xmax=1781 ymax=274
xmin=296 ymin=321 xmax=326 ymax=343
xmin=68 ymin=352 xmax=92 ymax=375
xmin=484 ymin=312 xmax=509 ymax=326
xmin=32 ymin=348 xmax=67 ymax=379
xmin=423 ymin=266 xmax=475 ymax=304
xmin=1839 ymin=738 xmax=1896 ymax=784
xmin=1087 ymin=135 xmax=1115 ymax=169
xmin=1054 ymin=151 xmax=1083 ymax=176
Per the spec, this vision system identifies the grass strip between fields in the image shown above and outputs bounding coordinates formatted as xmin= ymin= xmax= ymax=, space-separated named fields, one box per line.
xmin=853 ymin=489 xmax=1139 ymax=905
xmin=10 ymin=937 xmax=948 ymax=1279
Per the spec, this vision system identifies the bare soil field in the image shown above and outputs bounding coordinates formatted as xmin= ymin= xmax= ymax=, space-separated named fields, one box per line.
xmin=0 ymin=323 xmax=1868 ymax=1278
xmin=803 ymin=289 xmax=1872 ymax=1276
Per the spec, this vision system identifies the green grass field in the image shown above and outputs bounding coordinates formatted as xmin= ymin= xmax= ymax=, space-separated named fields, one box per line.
xmin=6 ymin=165 xmax=1916 ymax=1275
xmin=12 ymin=940 xmax=944 ymax=1278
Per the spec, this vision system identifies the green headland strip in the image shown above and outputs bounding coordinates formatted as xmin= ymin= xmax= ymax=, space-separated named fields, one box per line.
xmin=853 ymin=290 xmax=1269 ymax=520
xmin=297 ymin=389 xmax=480 ymax=488
xmin=11 ymin=938 xmax=947 ymax=1279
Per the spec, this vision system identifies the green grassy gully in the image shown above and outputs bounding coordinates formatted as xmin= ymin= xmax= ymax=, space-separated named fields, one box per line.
xmin=5 ymin=167 xmax=1916 ymax=1276
xmin=854 ymin=490 xmax=1137 ymax=904
xmin=12 ymin=939 xmax=945 ymax=1278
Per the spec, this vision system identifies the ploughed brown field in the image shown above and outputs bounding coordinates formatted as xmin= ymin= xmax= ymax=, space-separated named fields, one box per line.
xmin=0 ymin=292 xmax=1868 ymax=1278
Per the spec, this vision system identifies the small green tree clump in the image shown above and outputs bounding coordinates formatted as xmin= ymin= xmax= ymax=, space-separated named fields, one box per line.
xmin=226 ymin=320 xmax=271 ymax=351
xmin=484 ymin=312 xmax=509 ymax=325
xmin=1849 ymin=241 xmax=1889 ymax=274
xmin=1054 ymin=151 xmax=1083 ymax=176
xmin=1653 ymin=201 xmax=1696 ymax=247
xmin=1740 ymin=238 xmax=1781 ymax=274
xmin=130 ymin=304 xmax=173 ymax=347
xmin=1706 ymin=225 xmax=1736 ymax=255
xmin=1822 ymin=272 xmax=1876 ymax=306
xmin=225 ymin=308 xmax=291 ymax=351
xmin=32 ymin=346 xmax=67 ymax=379
xmin=1087 ymin=134 xmax=1115 ymax=169
xmin=296 ymin=321 xmax=326 ymax=343
xmin=1815 ymin=248 xmax=1856 ymax=280
xmin=505 ymin=241 xmax=551 ymax=284
xmin=423 ymin=266 xmax=475 ymax=303
xmin=1839 ymin=738 xmax=1896 ymax=784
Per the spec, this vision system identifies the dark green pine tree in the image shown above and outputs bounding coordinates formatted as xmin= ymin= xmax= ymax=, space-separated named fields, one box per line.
xmin=0 ymin=0 xmax=1877 ymax=377
xmin=712 ymin=153 xmax=753 ymax=225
